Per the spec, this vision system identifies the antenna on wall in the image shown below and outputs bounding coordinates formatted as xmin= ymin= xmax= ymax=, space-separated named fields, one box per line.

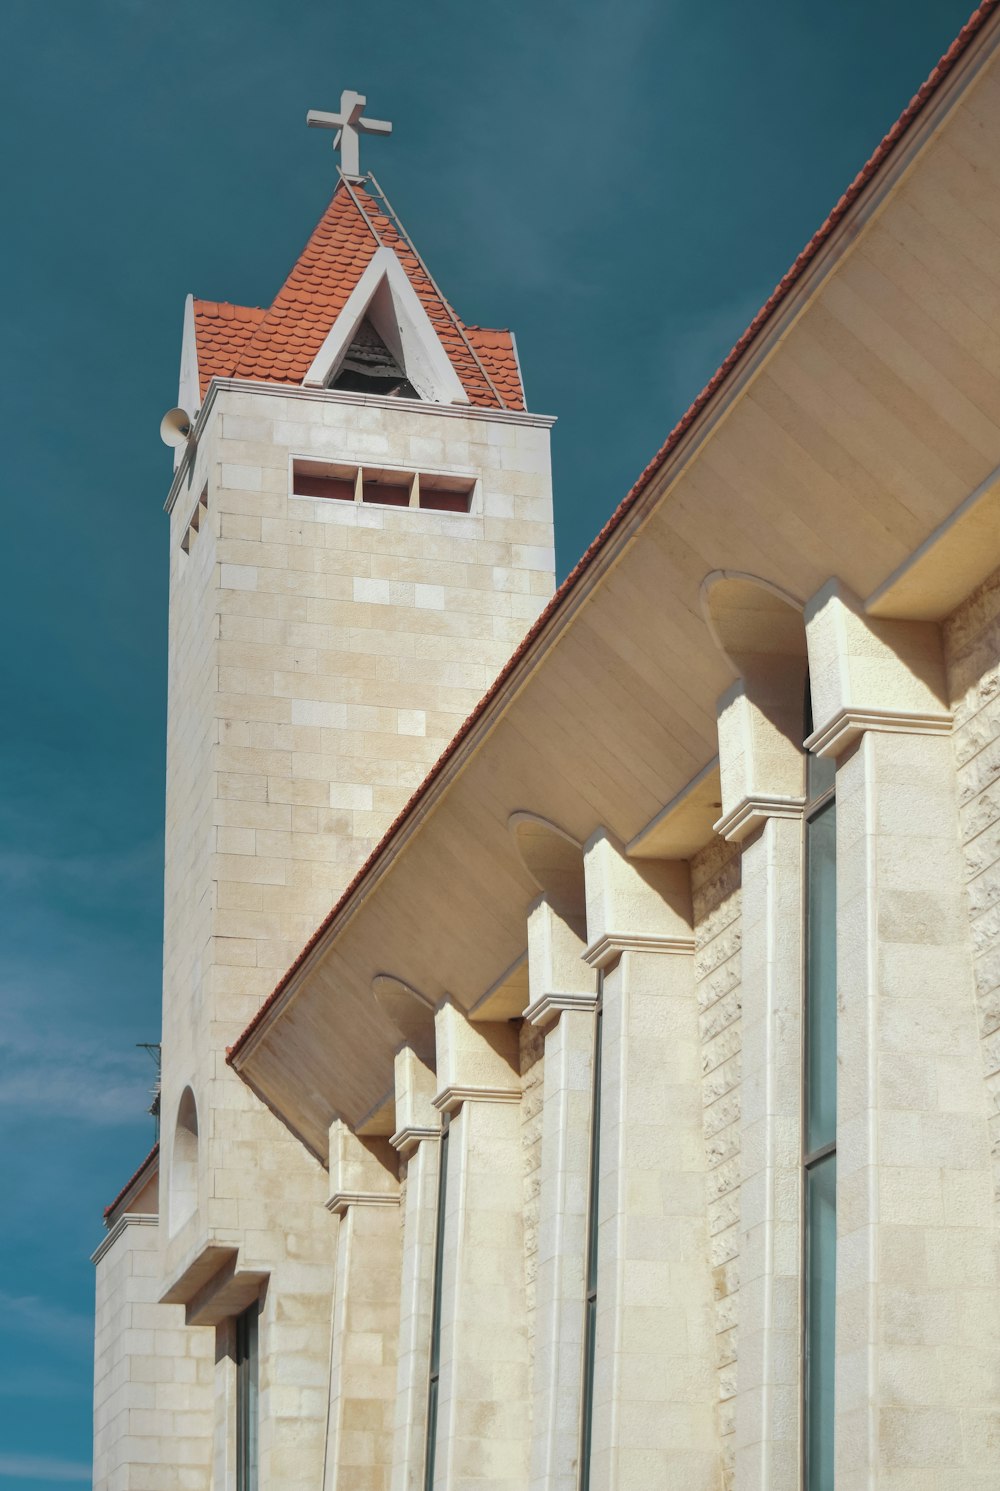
xmin=136 ymin=1042 xmax=162 ymax=1141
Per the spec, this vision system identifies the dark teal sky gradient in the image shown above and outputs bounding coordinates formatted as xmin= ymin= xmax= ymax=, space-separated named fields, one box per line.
xmin=0 ymin=0 xmax=976 ymax=1482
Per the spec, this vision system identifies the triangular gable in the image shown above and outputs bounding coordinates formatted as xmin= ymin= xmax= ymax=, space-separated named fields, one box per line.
xmin=302 ymin=244 xmax=469 ymax=404
xmin=188 ymin=179 xmax=526 ymax=410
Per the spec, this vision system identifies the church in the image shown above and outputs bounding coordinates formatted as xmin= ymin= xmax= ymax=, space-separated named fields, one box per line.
xmin=92 ymin=6 xmax=1000 ymax=1489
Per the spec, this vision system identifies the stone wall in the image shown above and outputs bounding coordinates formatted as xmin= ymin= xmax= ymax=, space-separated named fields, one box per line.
xmin=92 ymin=1219 xmax=214 ymax=1490
xmin=692 ymin=835 xmax=742 ymax=1490
xmin=945 ymin=562 xmax=1000 ymax=1213
xmin=519 ymin=1017 xmax=545 ymax=1363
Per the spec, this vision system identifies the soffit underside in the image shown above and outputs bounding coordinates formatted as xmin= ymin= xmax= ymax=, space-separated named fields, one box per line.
xmin=237 ymin=44 xmax=1000 ymax=1158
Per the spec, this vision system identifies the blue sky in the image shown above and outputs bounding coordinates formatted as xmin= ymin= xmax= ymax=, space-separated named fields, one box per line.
xmin=0 ymin=0 xmax=976 ymax=1482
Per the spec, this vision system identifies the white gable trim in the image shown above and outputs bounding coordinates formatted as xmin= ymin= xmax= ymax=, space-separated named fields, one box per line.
xmin=302 ymin=245 xmax=470 ymax=405
xmin=175 ymin=293 xmax=201 ymax=471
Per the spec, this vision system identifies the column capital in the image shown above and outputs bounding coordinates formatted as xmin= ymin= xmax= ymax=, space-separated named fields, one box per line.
xmin=390 ymin=1045 xmax=440 ymax=1156
xmin=389 ymin=1123 xmax=440 ymax=1156
xmin=804 ymin=579 xmax=951 ymax=758
xmin=583 ymin=830 xmax=692 ymax=954
xmin=327 ymin=1121 xmax=399 ymax=1213
xmin=433 ymin=1001 xmax=520 ymax=1114
xmin=582 ymin=931 xmax=696 ymax=969
xmin=523 ymin=989 xmax=599 ymax=1029
xmin=804 ymin=705 xmax=952 ymax=758
xmin=433 ymin=1083 xmax=521 ymax=1113
xmin=713 ymin=793 xmax=806 ymax=844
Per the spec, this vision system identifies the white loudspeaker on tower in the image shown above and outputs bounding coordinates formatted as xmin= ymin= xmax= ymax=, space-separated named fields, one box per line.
xmin=160 ymin=407 xmax=195 ymax=447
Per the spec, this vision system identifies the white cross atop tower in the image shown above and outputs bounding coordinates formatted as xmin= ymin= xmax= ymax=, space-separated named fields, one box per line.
xmin=307 ymin=89 xmax=392 ymax=179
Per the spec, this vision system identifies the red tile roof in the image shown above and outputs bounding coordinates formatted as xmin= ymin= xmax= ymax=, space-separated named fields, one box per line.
xmin=192 ymin=180 xmax=523 ymax=410
xmin=227 ymin=0 xmax=1000 ymax=1072
xmin=191 ymin=302 xmax=266 ymax=399
xmin=103 ymin=1143 xmax=159 ymax=1225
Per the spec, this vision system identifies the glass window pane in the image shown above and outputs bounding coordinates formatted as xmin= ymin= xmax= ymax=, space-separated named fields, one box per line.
xmin=236 ymin=1304 xmax=258 ymax=1491
xmin=586 ymin=1008 xmax=602 ymax=1294
xmin=805 ymin=1153 xmax=836 ymax=1491
xmin=579 ymin=1296 xmax=598 ymax=1491
xmin=805 ymin=799 xmax=837 ymax=1153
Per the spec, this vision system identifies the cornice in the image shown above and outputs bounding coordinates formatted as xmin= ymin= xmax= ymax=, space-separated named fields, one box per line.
xmin=91 ymin=1213 xmax=157 ymax=1266
xmin=326 ymin=1191 xmax=400 ymax=1216
xmin=390 ymin=1124 xmax=441 ymax=1155
xmin=432 ymin=1084 xmax=521 ymax=1114
xmin=523 ymin=991 xmax=600 ymax=1029
xmin=583 ymin=932 xmax=696 ymax=970
xmin=165 ymin=379 xmax=556 ymax=514
xmin=805 ymin=707 xmax=953 ymax=758
xmin=713 ymin=795 xmax=807 ymax=844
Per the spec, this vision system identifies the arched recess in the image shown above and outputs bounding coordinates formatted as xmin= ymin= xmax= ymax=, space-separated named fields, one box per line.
xmin=508 ymin=812 xmax=587 ymax=934
xmin=169 ymin=1086 xmax=199 ymax=1236
xmin=701 ymin=571 xmax=810 ymax=813
xmin=371 ymin=975 xmax=436 ymax=1065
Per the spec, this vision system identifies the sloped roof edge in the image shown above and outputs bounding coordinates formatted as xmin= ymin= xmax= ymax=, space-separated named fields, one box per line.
xmin=228 ymin=0 xmax=1000 ymax=1069
xmin=103 ymin=1143 xmax=159 ymax=1226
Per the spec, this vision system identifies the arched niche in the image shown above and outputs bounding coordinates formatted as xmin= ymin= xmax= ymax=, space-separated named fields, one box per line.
xmin=508 ymin=812 xmax=587 ymax=932
xmin=372 ymin=974 xmax=436 ymax=1065
xmin=169 ymin=1086 xmax=199 ymax=1236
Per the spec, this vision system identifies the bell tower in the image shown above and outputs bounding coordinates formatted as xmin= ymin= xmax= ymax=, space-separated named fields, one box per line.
xmin=155 ymin=107 xmax=555 ymax=1487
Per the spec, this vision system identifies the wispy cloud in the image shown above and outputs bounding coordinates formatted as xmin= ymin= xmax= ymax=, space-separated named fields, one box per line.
xmin=0 ymin=1292 xmax=92 ymax=1356
xmin=0 ymin=998 xmax=153 ymax=1126
xmin=0 ymin=1453 xmax=91 ymax=1481
xmin=0 ymin=834 xmax=161 ymax=907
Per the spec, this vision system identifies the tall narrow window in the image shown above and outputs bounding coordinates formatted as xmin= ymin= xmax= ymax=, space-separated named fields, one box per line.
xmin=424 ymin=1114 xmax=449 ymax=1491
xmin=579 ymin=983 xmax=603 ymax=1491
xmin=803 ymin=688 xmax=836 ymax=1491
xmin=235 ymin=1301 xmax=259 ymax=1491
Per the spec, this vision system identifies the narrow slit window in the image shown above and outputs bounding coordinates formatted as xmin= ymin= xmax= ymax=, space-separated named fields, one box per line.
xmin=424 ymin=1114 xmax=449 ymax=1491
xmin=235 ymin=1301 xmax=259 ymax=1491
xmin=579 ymin=986 xmax=603 ymax=1491
xmin=803 ymin=678 xmax=836 ymax=1491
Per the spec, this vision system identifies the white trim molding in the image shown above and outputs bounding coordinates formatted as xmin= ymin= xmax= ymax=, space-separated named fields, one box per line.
xmin=523 ymin=990 xmax=600 ymax=1029
xmin=326 ymin=1190 xmax=401 ymax=1216
xmin=91 ymin=1213 xmax=158 ymax=1266
xmin=583 ymin=932 xmax=696 ymax=970
xmin=713 ymin=794 xmax=807 ymax=844
xmin=432 ymin=1084 xmax=521 ymax=1114
xmin=389 ymin=1124 xmax=441 ymax=1156
xmin=302 ymin=245 xmax=469 ymax=404
xmin=805 ymin=706 xmax=953 ymax=758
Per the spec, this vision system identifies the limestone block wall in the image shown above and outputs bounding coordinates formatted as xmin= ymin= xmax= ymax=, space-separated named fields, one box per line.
xmin=692 ymin=836 xmax=742 ymax=1491
xmin=945 ymin=562 xmax=1000 ymax=1212
xmin=93 ymin=1218 xmax=214 ymax=1490
xmin=153 ymin=385 xmax=554 ymax=1489
xmin=160 ymin=385 xmax=556 ymax=1216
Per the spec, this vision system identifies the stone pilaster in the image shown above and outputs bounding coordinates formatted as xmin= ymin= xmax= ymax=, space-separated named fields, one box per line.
xmin=583 ymin=833 xmax=720 ymax=1490
xmin=524 ymin=897 xmax=599 ymax=1491
xmin=390 ymin=1048 xmax=441 ymax=1491
xmin=431 ymin=1004 xmax=530 ymax=1491
xmin=323 ymin=1122 xmax=401 ymax=1491
xmin=805 ymin=585 xmax=1000 ymax=1489
xmin=730 ymin=811 xmax=805 ymax=1491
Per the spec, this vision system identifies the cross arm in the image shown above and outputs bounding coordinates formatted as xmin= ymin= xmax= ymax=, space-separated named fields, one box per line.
xmin=307 ymin=109 xmax=344 ymax=130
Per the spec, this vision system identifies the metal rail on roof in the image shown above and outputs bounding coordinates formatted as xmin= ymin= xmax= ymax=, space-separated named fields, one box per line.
xmin=340 ymin=170 xmax=509 ymax=412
